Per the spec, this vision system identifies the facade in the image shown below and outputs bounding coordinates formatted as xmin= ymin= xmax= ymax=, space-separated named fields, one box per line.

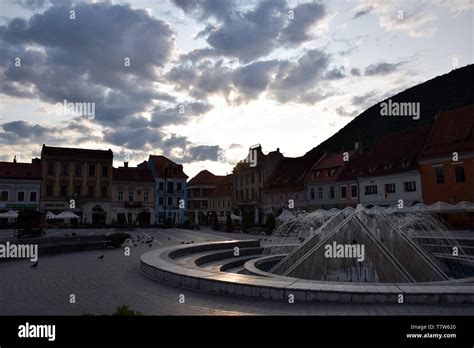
xmin=40 ymin=145 xmax=113 ymax=224
xmin=306 ymin=151 xmax=353 ymax=210
xmin=336 ymin=153 xmax=367 ymax=208
xmin=263 ymin=150 xmax=324 ymax=216
xmin=233 ymin=145 xmax=284 ymax=224
xmin=112 ymin=164 xmax=155 ymax=225
xmin=418 ymin=105 xmax=474 ymax=228
xmin=142 ymin=155 xmax=188 ymax=225
xmin=187 ymin=170 xmax=223 ymax=225
xmin=0 ymin=159 xmax=42 ymax=212
xmin=208 ymin=174 xmax=234 ymax=218
xmin=357 ymin=127 xmax=431 ymax=207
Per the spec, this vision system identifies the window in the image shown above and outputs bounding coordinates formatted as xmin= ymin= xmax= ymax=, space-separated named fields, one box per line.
xmin=317 ymin=187 xmax=323 ymax=199
xmin=17 ymin=191 xmax=25 ymax=201
xmin=251 ymin=174 xmax=255 ymax=184
xmin=434 ymin=167 xmax=444 ymax=184
xmin=329 ymin=186 xmax=335 ymax=199
xmin=364 ymin=185 xmax=377 ymax=195
xmin=167 ymin=182 xmax=173 ymax=193
xmin=102 ymin=165 xmax=108 ymax=177
xmin=310 ymin=188 xmax=315 ymax=200
xmin=29 ymin=192 xmax=37 ymax=202
xmin=74 ymin=185 xmax=81 ymax=197
xmin=167 ymin=197 xmax=173 ymax=207
xmin=385 ymin=183 xmax=396 ymax=193
xmin=454 ymin=165 xmax=465 ymax=183
xmin=351 ymin=185 xmax=358 ymax=198
xmin=404 ymin=181 xmax=416 ymax=192
xmin=1 ymin=191 xmax=8 ymax=201
xmin=101 ymin=186 xmax=108 ymax=198
xmin=340 ymin=186 xmax=347 ymax=199
xmin=88 ymin=186 xmax=95 ymax=198
xmin=118 ymin=192 xmax=123 ymax=201
xmin=75 ymin=163 xmax=82 ymax=176
xmin=327 ymin=169 xmax=336 ymax=177
xmin=88 ymin=164 xmax=96 ymax=177
xmin=47 ymin=161 xmax=55 ymax=175
xmin=46 ymin=185 xmax=53 ymax=197
xmin=177 ymin=182 xmax=182 ymax=192
xmin=61 ymin=162 xmax=69 ymax=175
xmin=128 ymin=191 xmax=134 ymax=202
xmin=60 ymin=185 xmax=68 ymax=197
xmin=144 ymin=192 xmax=149 ymax=202
xmin=159 ymin=196 xmax=164 ymax=206
xmin=159 ymin=182 xmax=164 ymax=190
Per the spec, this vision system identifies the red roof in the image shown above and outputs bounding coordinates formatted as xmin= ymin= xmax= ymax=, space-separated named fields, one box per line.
xmin=208 ymin=174 xmax=234 ymax=197
xmin=307 ymin=151 xmax=353 ymax=184
xmin=263 ymin=151 xmax=325 ymax=192
xmin=420 ymin=104 xmax=474 ymax=160
xmin=113 ymin=167 xmax=154 ymax=182
xmin=336 ymin=152 xmax=369 ymax=182
xmin=0 ymin=161 xmax=42 ymax=180
xmin=148 ymin=155 xmax=188 ymax=179
xmin=337 ymin=126 xmax=431 ymax=180
xmin=41 ymin=145 xmax=113 ymax=159
xmin=187 ymin=170 xmax=224 ymax=186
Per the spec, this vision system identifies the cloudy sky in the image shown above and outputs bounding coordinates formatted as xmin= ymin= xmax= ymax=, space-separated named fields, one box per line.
xmin=0 ymin=0 xmax=472 ymax=178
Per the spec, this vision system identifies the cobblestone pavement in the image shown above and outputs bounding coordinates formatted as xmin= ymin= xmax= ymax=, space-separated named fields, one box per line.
xmin=1 ymin=228 xmax=473 ymax=315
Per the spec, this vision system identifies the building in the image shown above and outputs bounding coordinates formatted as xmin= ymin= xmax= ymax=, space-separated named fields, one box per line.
xmin=336 ymin=152 xmax=367 ymax=208
xmin=418 ymin=104 xmax=474 ymax=228
xmin=208 ymin=174 xmax=234 ymax=218
xmin=187 ymin=170 xmax=224 ymax=225
xmin=263 ymin=150 xmax=324 ymax=216
xmin=0 ymin=158 xmax=42 ymax=212
xmin=233 ymin=145 xmax=284 ymax=224
xmin=306 ymin=150 xmax=354 ymax=210
xmin=141 ymin=155 xmax=188 ymax=225
xmin=357 ymin=126 xmax=431 ymax=207
xmin=40 ymin=145 xmax=113 ymax=224
xmin=112 ymin=164 xmax=155 ymax=225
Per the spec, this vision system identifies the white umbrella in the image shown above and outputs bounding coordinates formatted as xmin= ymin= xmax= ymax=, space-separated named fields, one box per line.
xmin=427 ymin=201 xmax=456 ymax=213
xmin=452 ymin=201 xmax=474 ymax=212
xmin=46 ymin=211 xmax=56 ymax=219
xmin=0 ymin=211 xmax=18 ymax=218
xmin=230 ymin=214 xmax=242 ymax=221
xmin=53 ymin=211 xmax=80 ymax=219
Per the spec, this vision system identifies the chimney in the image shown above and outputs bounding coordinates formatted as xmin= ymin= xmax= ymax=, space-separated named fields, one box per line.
xmin=124 ymin=161 xmax=129 ymax=168
xmin=13 ymin=155 xmax=17 ymax=163
xmin=354 ymin=142 xmax=362 ymax=152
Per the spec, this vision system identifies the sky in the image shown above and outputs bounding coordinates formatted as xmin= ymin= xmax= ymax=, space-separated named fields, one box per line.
xmin=0 ymin=0 xmax=472 ymax=179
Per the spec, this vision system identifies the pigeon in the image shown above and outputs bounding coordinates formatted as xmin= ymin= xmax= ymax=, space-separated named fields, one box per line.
xmin=168 ymin=238 xmax=171 ymax=240
xmin=149 ymin=244 xmax=152 ymax=247
xmin=31 ymin=261 xmax=38 ymax=269
xmin=98 ymin=255 xmax=104 ymax=260
xmin=133 ymin=244 xmax=137 ymax=247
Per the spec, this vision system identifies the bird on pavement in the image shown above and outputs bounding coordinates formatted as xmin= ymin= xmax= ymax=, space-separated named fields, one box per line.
xmin=31 ymin=261 xmax=38 ymax=269
xmin=97 ymin=255 xmax=104 ymax=260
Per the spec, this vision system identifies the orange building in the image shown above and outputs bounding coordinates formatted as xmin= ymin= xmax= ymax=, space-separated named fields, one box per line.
xmin=418 ymin=104 xmax=474 ymax=228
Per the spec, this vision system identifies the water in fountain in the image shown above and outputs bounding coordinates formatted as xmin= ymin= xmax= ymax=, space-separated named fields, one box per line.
xmin=264 ymin=204 xmax=473 ymax=282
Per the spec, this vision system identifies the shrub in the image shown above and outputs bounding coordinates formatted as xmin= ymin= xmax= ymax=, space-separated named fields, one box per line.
xmin=112 ymin=305 xmax=142 ymax=316
xmin=265 ymin=213 xmax=276 ymax=232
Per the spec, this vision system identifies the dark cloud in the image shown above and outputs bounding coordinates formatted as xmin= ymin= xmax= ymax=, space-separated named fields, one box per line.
xmin=325 ymin=67 xmax=345 ymax=80
xmin=279 ymin=2 xmax=326 ymax=45
xmin=172 ymin=0 xmax=234 ymax=20
xmin=364 ymin=62 xmax=401 ymax=76
xmin=0 ymin=2 xmax=177 ymax=127
xmin=335 ymin=106 xmax=358 ymax=118
xmin=353 ymin=7 xmax=372 ymax=19
xmin=184 ymin=145 xmax=220 ymax=162
xmin=175 ymin=1 xmax=329 ymax=63
xmin=350 ymin=67 xmax=361 ymax=76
